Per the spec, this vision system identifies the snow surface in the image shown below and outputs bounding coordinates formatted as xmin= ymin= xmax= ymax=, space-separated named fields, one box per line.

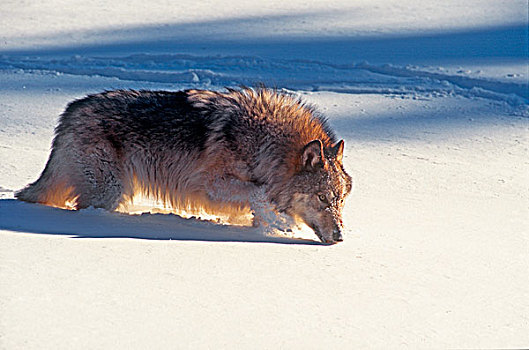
xmin=1 ymin=0 xmax=528 ymax=349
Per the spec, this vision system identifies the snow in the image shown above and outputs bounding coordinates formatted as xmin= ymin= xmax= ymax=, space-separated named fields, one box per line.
xmin=1 ymin=0 xmax=528 ymax=348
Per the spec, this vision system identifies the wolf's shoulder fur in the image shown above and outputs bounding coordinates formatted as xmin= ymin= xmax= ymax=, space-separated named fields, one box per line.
xmin=187 ymin=88 xmax=337 ymax=147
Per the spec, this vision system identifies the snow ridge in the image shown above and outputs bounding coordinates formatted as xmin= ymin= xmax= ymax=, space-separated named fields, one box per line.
xmin=1 ymin=53 xmax=527 ymax=107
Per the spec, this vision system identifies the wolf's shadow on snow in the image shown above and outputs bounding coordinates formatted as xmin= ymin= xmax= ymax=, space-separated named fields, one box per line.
xmin=0 ymin=199 xmax=321 ymax=245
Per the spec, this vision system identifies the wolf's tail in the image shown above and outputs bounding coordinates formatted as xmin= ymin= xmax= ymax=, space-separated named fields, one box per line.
xmin=15 ymin=149 xmax=75 ymax=208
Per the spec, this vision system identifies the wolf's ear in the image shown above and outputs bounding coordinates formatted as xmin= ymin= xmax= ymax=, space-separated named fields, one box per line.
xmin=331 ymin=140 xmax=344 ymax=164
xmin=302 ymin=139 xmax=325 ymax=170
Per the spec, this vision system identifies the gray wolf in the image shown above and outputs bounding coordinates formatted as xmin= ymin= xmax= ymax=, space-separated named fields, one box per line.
xmin=16 ymin=87 xmax=353 ymax=243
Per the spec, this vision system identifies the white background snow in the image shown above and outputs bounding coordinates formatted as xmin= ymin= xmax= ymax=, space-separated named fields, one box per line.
xmin=0 ymin=0 xmax=528 ymax=348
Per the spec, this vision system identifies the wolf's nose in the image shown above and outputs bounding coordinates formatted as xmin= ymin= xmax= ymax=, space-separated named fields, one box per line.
xmin=333 ymin=230 xmax=343 ymax=242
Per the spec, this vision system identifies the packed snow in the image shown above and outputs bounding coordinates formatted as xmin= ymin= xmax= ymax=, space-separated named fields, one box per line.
xmin=0 ymin=0 xmax=528 ymax=349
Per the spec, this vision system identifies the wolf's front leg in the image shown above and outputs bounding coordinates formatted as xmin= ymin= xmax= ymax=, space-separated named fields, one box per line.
xmin=206 ymin=177 xmax=260 ymax=203
xmin=205 ymin=177 xmax=271 ymax=226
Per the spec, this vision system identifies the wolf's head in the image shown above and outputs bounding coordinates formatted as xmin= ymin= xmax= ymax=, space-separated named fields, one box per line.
xmin=283 ymin=139 xmax=353 ymax=244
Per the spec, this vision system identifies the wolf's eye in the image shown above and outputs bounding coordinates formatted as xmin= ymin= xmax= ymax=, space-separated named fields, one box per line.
xmin=318 ymin=194 xmax=328 ymax=203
